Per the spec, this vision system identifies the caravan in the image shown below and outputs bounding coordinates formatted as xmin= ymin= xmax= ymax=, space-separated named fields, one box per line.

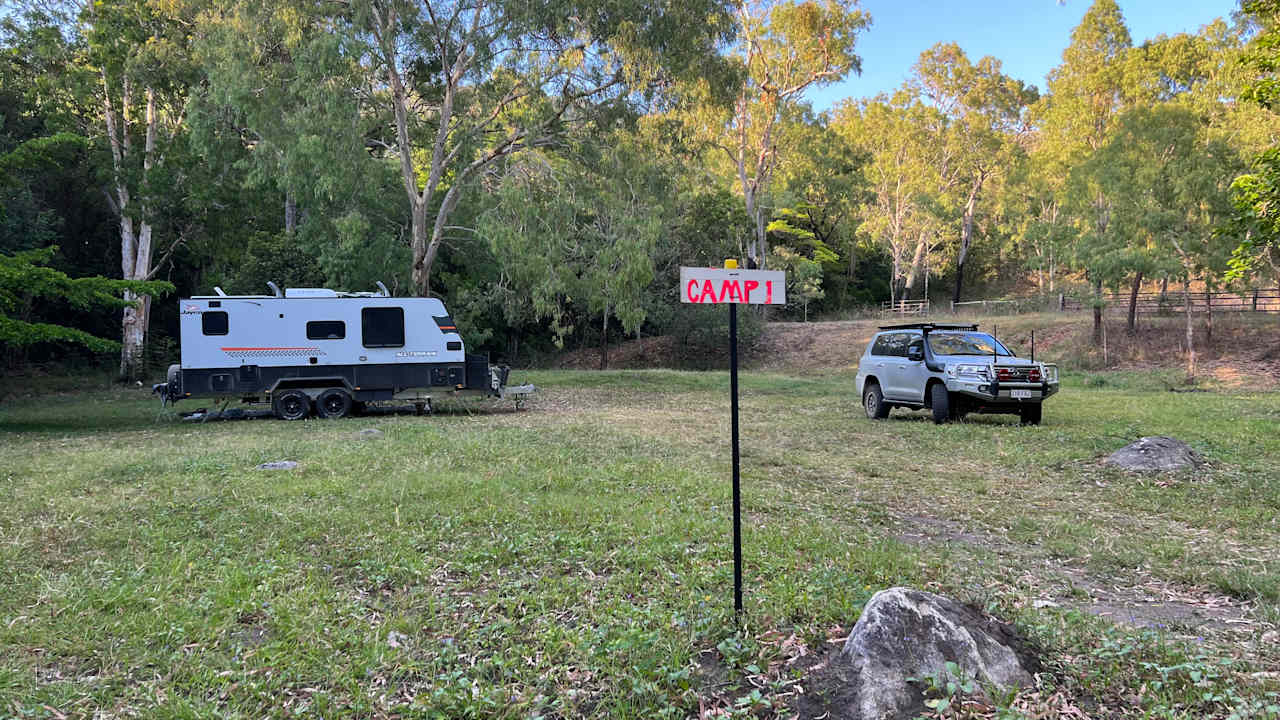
xmin=153 ymin=283 xmax=528 ymax=419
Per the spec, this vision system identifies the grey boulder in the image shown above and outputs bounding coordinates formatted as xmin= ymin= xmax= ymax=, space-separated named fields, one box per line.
xmin=1104 ymin=436 xmax=1204 ymax=472
xmin=836 ymin=587 xmax=1033 ymax=720
xmin=255 ymin=460 xmax=299 ymax=471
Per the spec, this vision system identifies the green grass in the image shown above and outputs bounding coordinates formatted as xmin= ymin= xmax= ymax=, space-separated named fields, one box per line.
xmin=1 ymin=370 xmax=1278 ymax=718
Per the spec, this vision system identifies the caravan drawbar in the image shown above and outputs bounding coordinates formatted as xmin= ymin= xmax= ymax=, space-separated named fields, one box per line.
xmin=153 ymin=284 xmax=523 ymax=419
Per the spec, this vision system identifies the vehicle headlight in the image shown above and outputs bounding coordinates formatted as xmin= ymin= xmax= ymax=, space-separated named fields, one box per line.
xmin=949 ymin=363 xmax=990 ymax=380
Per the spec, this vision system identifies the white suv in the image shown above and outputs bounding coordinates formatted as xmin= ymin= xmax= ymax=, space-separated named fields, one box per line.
xmin=855 ymin=323 xmax=1059 ymax=424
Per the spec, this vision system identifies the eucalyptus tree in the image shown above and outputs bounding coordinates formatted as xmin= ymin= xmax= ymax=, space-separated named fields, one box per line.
xmin=912 ymin=43 xmax=1037 ymax=304
xmin=478 ymin=130 xmax=671 ymax=369
xmin=193 ymin=1 xmax=377 ymax=236
xmin=1093 ymin=104 xmax=1237 ymax=377
xmin=354 ymin=0 xmax=733 ymax=296
xmin=1229 ymin=0 xmax=1280 ymax=282
xmin=771 ymin=112 xmax=869 ymax=280
xmin=683 ymin=0 xmax=868 ymax=269
xmin=1035 ymin=0 xmax=1135 ymax=343
xmin=832 ymin=92 xmax=940 ymax=305
xmin=71 ymin=0 xmax=200 ymax=379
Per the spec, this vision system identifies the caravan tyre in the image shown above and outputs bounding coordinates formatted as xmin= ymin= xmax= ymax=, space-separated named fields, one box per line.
xmin=316 ymin=388 xmax=353 ymax=419
xmin=274 ymin=390 xmax=312 ymax=421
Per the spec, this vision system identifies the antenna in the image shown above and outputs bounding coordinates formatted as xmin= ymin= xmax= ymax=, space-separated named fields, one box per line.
xmin=376 ymin=281 xmax=390 ymax=297
xmin=1031 ymin=330 xmax=1036 ymax=362
xmin=266 ymin=281 xmax=282 ymax=298
xmin=992 ymin=324 xmax=998 ymax=361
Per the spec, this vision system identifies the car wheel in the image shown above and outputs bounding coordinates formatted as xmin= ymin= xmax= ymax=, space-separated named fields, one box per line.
xmin=273 ymin=390 xmax=311 ymax=421
xmin=1019 ymin=402 xmax=1042 ymax=426
xmin=864 ymin=382 xmax=889 ymax=419
xmin=930 ymin=383 xmax=951 ymax=424
xmin=316 ymin=388 xmax=353 ymax=419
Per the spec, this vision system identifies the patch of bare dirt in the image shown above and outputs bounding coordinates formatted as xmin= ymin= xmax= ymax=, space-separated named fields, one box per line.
xmin=891 ymin=515 xmax=1259 ymax=639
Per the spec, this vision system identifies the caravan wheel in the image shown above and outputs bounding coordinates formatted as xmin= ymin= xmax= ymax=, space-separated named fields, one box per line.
xmin=316 ymin=388 xmax=353 ymax=419
xmin=274 ymin=390 xmax=311 ymax=421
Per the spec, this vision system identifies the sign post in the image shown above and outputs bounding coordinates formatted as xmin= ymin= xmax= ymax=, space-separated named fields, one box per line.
xmin=680 ymin=262 xmax=785 ymax=617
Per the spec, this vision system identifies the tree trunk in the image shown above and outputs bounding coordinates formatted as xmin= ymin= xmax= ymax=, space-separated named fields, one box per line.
xmin=285 ymin=194 xmax=298 ymax=235
xmin=599 ymin=306 xmax=609 ymax=370
xmin=1091 ymin=276 xmax=1103 ymax=346
xmin=1204 ymin=289 xmax=1213 ymax=345
xmin=410 ymin=199 xmax=430 ymax=295
xmin=113 ymin=86 xmax=158 ymax=381
xmin=952 ymin=176 xmax=983 ymax=306
xmin=1184 ymin=278 xmax=1195 ymax=382
xmin=904 ymin=231 xmax=928 ymax=300
xmin=1126 ymin=271 xmax=1142 ymax=333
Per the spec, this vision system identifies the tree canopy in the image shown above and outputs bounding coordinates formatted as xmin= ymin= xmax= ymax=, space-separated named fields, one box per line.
xmin=0 ymin=0 xmax=1269 ymax=371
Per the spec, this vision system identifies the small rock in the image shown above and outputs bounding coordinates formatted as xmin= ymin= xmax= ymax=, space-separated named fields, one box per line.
xmin=357 ymin=428 xmax=384 ymax=439
xmin=838 ymin=587 xmax=1034 ymax=720
xmin=255 ymin=460 xmax=298 ymax=471
xmin=1104 ymin=436 xmax=1204 ymax=472
xmin=387 ymin=631 xmax=409 ymax=649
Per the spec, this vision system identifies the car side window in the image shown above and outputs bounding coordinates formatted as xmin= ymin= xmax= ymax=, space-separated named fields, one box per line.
xmin=881 ymin=332 xmax=910 ymax=357
xmin=871 ymin=334 xmax=891 ymax=356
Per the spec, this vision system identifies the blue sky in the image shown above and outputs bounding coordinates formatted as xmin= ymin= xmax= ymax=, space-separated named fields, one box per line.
xmin=808 ymin=0 xmax=1241 ymax=111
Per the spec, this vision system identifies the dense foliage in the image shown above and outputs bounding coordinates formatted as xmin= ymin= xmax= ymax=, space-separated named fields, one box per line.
xmin=1 ymin=0 xmax=1275 ymax=373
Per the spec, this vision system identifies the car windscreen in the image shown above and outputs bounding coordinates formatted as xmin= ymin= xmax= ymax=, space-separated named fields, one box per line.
xmin=927 ymin=332 xmax=1012 ymax=356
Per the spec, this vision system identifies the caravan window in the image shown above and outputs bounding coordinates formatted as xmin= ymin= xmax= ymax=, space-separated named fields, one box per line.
xmin=361 ymin=307 xmax=404 ymax=348
xmin=306 ymin=320 xmax=346 ymax=340
xmin=202 ymin=311 xmax=229 ymax=336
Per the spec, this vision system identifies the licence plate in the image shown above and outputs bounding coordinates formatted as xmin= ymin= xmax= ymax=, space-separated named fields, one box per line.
xmin=1011 ymin=389 xmax=1039 ymax=400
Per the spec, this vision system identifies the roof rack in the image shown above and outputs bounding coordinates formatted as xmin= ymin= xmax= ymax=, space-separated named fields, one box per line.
xmin=877 ymin=322 xmax=979 ymax=332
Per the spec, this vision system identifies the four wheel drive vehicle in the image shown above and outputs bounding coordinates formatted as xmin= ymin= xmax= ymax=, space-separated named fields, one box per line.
xmin=152 ymin=283 xmax=533 ymax=420
xmin=855 ymin=323 xmax=1059 ymax=424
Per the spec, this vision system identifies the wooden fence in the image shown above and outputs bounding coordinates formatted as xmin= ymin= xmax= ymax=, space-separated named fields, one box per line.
xmin=881 ymin=299 xmax=930 ymax=316
xmin=950 ymin=289 xmax=1280 ymax=315
xmin=1082 ymin=289 xmax=1280 ymax=315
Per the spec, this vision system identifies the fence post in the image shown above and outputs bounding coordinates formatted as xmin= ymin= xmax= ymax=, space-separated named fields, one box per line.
xmin=950 ymin=300 xmax=955 ymax=313
xmin=1058 ymin=293 xmax=1065 ymax=312
xmin=1253 ymin=289 xmax=1259 ymax=312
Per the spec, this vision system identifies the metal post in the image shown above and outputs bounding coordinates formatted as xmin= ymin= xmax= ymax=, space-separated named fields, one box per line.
xmin=729 ymin=302 xmax=743 ymax=618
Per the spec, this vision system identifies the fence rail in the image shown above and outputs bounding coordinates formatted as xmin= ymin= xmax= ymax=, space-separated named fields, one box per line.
xmin=948 ymin=289 xmax=1280 ymax=315
xmin=881 ymin=299 xmax=930 ymax=316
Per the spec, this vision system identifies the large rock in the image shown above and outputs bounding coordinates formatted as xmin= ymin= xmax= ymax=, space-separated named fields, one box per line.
xmin=1104 ymin=436 xmax=1204 ymax=472
xmin=836 ymin=587 xmax=1033 ymax=720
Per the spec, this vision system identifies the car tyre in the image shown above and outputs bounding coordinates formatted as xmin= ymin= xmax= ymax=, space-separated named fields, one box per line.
xmin=273 ymin=389 xmax=311 ymax=421
xmin=1019 ymin=402 xmax=1042 ymax=426
xmin=930 ymin=383 xmax=951 ymax=424
xmin=864 ymin=382 xmax=889 ymax=420
xmin=316 ymin=388 xmax=353 ymax=419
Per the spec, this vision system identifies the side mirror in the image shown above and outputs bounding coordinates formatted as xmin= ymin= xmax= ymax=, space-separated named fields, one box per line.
xmin=907 ymin=346 xmax=924 ymax=362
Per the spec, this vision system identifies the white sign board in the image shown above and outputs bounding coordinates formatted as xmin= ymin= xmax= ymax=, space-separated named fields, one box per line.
xmin=680 ymin=267 xmax=786 ymax=305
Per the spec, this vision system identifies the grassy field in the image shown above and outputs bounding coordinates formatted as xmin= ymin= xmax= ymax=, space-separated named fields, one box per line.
xmin=1 ymin=368 xmax=1278 ymax=718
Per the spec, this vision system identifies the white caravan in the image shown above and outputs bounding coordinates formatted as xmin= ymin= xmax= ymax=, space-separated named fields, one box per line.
xmin=153 ymin=283 xmax=525 ymax=419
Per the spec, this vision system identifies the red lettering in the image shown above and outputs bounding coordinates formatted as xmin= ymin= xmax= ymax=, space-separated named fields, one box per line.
xmin=719 ymin=280 xmax=741 ymax=303
xmin=743 ymin=280 xmax=759 ymax=302
xmin=765 ymin=280 xmax=773 ymax=303
xmin=687 ymin=278 xmax=700 ymax=302
xmin=700 ymin=279 xmax=717 ymax=303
